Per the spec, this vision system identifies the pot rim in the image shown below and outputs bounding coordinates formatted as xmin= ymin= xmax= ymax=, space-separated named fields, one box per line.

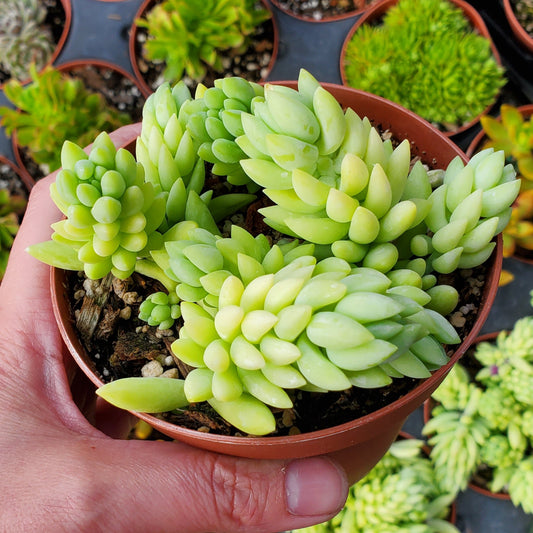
xmin=50 ymin=81 xmax=502 ymax=459
xmin=268 ymin=0 xmax=377 ymax=23
xmin=339 ymin=0 xmax=502 ymax=138
xmin=128 ymin=0 xmax=280 ymax=98
xmin=502 ymin=0 xmax=533 ymax=54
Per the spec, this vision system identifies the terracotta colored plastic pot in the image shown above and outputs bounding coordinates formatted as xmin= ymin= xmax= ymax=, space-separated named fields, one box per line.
xmin=11 ymin=59 xmax=146 ymax=183
xmin=503 ymin=0 xmax=533 ymax=54
xmin=339 ymin=0 xmax=502 ymax=138
xmin=423 ymin=331 xmax=512 ymax=500
xmin=0 ymin=153 xmax=34 ymax=193
xmin=0 ymin=0 xmax=72 ymax=91
xmin=50 ymin=82 xmax=502 ymax=485
xmin=269 ymin=0 xmax=379 ymax=23
xmin=129 ymin=0 xmax=279 ymax=97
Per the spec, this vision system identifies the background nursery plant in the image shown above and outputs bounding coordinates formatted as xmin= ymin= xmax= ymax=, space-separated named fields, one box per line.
xmin=0 ymin=65 xmax=133 ymax=177
xmin=135 ymin=0 xmax=272 ymax=87
xmin=341 ymin=0 xmax=506 ymax=133
xmin=27 ymin=69 xmax=519 ymax=438
xmin=472 ymin=104 xmax=533 ymax=265
xmin=293 ymin=437 xmax=459 ymax=533
xmin=423 ymin=311 xmax=533 ymax=514
xmin=0 ymin=186 xmax=26 ymax=282
xmin=0 ymin=0 xmax=55 ymax=83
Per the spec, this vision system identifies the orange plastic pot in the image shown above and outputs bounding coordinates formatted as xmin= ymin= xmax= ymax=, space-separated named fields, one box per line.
xmin=51 ymin=83 xmax=502 ymax=485
xmin=503 ymin=0 xmax=533 ymax=54
xmin=339 ymin=0 xmax=502 ymax=138
xmin=129 ymin=0 xmax=279 ymax=97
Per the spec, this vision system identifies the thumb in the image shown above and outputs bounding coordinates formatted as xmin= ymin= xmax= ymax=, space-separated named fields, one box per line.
xmin=67 ymin=438 xmax=349 ymax=533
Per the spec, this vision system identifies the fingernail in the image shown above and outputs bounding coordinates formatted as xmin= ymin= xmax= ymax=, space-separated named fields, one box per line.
xmin=285 ymin=457 xmax=348 ymax=517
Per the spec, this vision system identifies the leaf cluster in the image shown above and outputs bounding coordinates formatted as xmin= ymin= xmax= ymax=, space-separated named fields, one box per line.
xmin=0 ymin=65 xmax=131 ymax=174
xmin=0 ymin=0 xmax=54 ymax=81
xmin=424 ymin=314 xmax=533 ymax=513
xmin=343 ymin=0 xmax=506 ymax=130
xmin=137 ymin=0 xmax=271 ymax=83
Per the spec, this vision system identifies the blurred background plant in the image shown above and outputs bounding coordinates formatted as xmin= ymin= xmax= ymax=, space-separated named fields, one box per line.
xmin=0 ymin=0 xmax=55 ymax=83
xmin=136 ymin=0 xmax=271 ymax=85
xmin=293 ymin=437 xmax=458 ymax=533
xmin=477 ymin=105 xmax=533 ymax=280
xmin=0 ymin=64 xmax=131 ymax=175
xmin=423 ymin=310 xmax=533 ymax=514
xmin=0 ymin=186 xmax=26 ymax=281
xmin=342 ymin=0 xmax=506 ymax=133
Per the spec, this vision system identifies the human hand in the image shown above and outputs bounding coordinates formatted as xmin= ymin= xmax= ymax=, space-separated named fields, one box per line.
xmin=0 ymin=124 xmax=348 ymax=533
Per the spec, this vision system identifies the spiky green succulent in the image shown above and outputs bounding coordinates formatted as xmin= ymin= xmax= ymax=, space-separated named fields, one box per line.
xmin=342 ymin=0 xmax=506 ymax=131
xmin=27 ymin=69 xmax=519 ymax=437
xmin=136 ymin=0 xmax=271 ymax=84
xmin=0 ymin=0 xmax=55 ymax=81
xmin=293 ymin=438 xmax=459 ymax=533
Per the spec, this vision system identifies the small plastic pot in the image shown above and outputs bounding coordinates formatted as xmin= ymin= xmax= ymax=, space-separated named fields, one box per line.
xmin=503 ymin=0 xmax=533 ymax=55
xmin=269 ymin=0 xmax=379 ymax=23
xmin=339 ymin=0 xmax=502 ymax=138
xmin=51 ymin=82 xmax=502 ymax=485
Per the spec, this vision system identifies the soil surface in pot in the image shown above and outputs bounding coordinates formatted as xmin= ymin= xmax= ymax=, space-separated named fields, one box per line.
xmin=0 ymin=161 xmax=28 ymax=200
xmin=511 ymin=0 xmax=533 ymax=38
xmin=274 ymin=0 xmax=379 ymax=20
xmin=132 ymin=0 xmax=276 ymax=93
xmin=17 ymin=64 xmax=145 ymax=182
xmin=64 ymin=175 xmax=490 ymax=438
xmin=0 ymin=0 xmax=67 ymax=86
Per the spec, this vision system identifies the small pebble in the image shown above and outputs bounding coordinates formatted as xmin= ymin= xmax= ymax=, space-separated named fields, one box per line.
xmin=141 ymin=360 xmax=164 ymax=377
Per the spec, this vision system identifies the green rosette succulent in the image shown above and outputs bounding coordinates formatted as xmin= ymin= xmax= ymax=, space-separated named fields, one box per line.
xmin=136 ymin=0 xmax=271 ymax=84
xmin=294 ymin=438 xmax=459 ymax=533
xmin=0 ymin=0 xmax=54 ymax=81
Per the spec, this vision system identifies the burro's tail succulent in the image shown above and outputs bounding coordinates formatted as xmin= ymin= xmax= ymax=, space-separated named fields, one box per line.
xmin=27 ymin=68 xmax=520 ymax=436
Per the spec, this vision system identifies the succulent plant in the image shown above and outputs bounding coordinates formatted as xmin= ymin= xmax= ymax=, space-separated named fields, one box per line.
xmin=480 ymin=104 xmax=533 ymax=181
xmin=0 ymin=187 xmax=27 ymax=281
xmin=342 ymin=0 xmax=506 ymax=131
xmin=0 ymin=0 xmax=55 ymax=81
xmin=27 ymin=69 xmax=519 ymax=436
xmin=0 ymin=65 xmax=132 ymax=174
xmin=293 ymin=438 xmax=459 ymax=533
xmin=424 ymin=313 xmax=533 ymax=512
xmin=136 ymin=0 xmax=271 ymax=84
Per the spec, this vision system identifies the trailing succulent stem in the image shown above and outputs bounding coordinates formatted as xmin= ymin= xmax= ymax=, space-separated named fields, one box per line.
xmin=28 ymin=68 xmax=519 ymax=436
xmin=424 ymin=313 xmax=533 ymax=512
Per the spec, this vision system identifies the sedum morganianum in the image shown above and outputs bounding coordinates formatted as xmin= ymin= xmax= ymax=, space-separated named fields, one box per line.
xmin=28 ymin=69 xmax=519 ymax=436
